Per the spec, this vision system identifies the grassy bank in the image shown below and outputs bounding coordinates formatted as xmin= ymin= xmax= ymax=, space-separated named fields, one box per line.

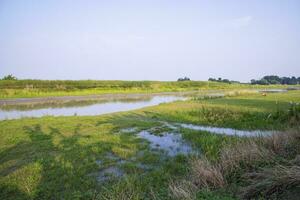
xmin=0 ymin=91 xmax=299 ymax=199
xmin=169 ymin=130 xmax=300 ymax=200
xmin=0 ymin=79 xmax=291 ymax=99
xmin=143 ymin=90 xmax=300 ymax=130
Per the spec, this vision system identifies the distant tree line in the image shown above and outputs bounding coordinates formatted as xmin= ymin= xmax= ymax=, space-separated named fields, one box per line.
xmin=251 ymin=75 xmax=300 ymax=85
xmin=208 ymin=77 xmax=240 ymax=84
xmin=177 ymin=77 xmax=191 ymax=81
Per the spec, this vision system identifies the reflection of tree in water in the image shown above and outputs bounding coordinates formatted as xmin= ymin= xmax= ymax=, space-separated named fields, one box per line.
xmin=0 ymin=122 xmax=138 ymax=199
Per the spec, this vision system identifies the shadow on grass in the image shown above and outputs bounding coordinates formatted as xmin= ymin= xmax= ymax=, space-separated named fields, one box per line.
xmin=0 ymin=121 xmax=140 ymax=200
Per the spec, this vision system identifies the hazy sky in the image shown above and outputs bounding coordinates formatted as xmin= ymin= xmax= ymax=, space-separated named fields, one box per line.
xmin=0 ymin=0 xmax=299 ymax=82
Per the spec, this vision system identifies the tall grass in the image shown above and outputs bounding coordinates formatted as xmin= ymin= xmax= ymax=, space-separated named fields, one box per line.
xmin=241 ymin=164 xmax=300 ymax=199
xmin=192 ymin=89 xmax=259 ymax=101
xmin=169 ymin=131 xmax=300 ymax=199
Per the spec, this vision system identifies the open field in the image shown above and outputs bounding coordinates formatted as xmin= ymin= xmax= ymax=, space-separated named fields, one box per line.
xmin=2 ymin=1 xmax=299 ymax=199
xmin=0 ymin=80 xmax=293 ymax=99
xmin=0 ymin=90 xmax=299 ymax=199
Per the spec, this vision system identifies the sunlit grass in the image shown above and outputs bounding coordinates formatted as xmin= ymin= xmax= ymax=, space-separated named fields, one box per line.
xmin=0 ymin=79 xmax=292 ymax=99
xmin=0 ymin=90 xmax=299 ymax=199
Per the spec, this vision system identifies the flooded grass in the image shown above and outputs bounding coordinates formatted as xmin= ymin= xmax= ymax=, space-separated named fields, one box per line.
xmin=0 ymin=90 xmax=299 ymax=199
xmin=119 ymin=127 xmax=138 ymax=133
xmin=138 ymin=130 xmax=195 ymax=156
xmin=96 ymin=166 xmax=125 ymax=182
xmin=178 ymin=123 xmax=275 ymax=137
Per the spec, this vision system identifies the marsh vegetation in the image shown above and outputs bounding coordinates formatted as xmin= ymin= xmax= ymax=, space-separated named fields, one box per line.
xmin=0 ymin=85 xmax=299 ymax=199
xmin=0 ymin=79 xmax=290 ymax=99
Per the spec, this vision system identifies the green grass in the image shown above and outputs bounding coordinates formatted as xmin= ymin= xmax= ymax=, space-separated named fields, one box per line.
xmin=141 ymin=91 xmax=299 ymax=130
xmin=0 ymin=91 xmax=299 ymax=199
xmin=0 ymin=79 xmax=291 ymax=99
xmin=0 ymin=115 xmax=175 ymax=199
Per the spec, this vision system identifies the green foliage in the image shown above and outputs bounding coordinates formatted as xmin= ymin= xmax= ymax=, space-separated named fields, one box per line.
xmin=2 ymin=74 xmax=17 ymax=80
xmin=177 ymin=77 xmax=191 ymax=81
xmin=251 ymin=75 xmax=300 ymax=85
xmin=288 ymin=102 xmax=300 ymax=120
xmin=270 ymin=101 xmax=300 ymax=126
xmin=182 ymin=129 xmax=240 ymax=160
xmin=208 ymin=77 xmax=238 ymax=84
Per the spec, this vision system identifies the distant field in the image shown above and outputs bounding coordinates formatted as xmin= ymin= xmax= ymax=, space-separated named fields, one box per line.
xmin=0 ymin=79 xmax=291 ymax=99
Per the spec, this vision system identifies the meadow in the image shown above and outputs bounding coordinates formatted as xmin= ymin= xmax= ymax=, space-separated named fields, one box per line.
xmin=0 ymin=89 xmax=299 ymax=199
xmin=0 ymin=79 xmax=290 ymax=99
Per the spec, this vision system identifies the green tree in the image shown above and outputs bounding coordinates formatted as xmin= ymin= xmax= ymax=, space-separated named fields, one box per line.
xmin=2 ymin=74 xmax=17 ymax=80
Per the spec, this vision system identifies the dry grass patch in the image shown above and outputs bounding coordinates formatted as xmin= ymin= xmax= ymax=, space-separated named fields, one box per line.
xmin=220 ymin=139 xmax=274 ymax=175
xmin=169 ymin=130 xmax=300 ymax=199
xmin=168 ymin=157 xmax=225 ymax=200
xmin=190 ymin=158 xmax=225 ymax=188
xmin=169 ymin=180 xmax=197 ymax=200
xmin=241 ymin=164 xmax=300 ymax=199
xmin=262 ymin=130 xmax=300 ymax=157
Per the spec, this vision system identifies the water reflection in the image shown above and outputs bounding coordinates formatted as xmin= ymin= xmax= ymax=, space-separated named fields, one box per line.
xmin=0 ymin=96 xmax=153 ymax=111
xmin=138 ymin=130 xmax=194 ymax=156
xmin=0 ymin=95 xmax=185 ymax=120
xmin=179 ymin=123 xmax=275 ymax=137
xmin=258 ymin=89 xmax=288 ymax=93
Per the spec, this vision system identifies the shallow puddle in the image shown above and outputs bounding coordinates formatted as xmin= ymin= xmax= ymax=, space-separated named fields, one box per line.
xmin=137 ymin=130 xmax=194 ymax=156
xmin=120 ymin=127 xmax=138 ymax=133
xmin=96 ymin=166 xmax=124 ymax=182
xmin=179 ymin=123 xmax=274 ymax=137
xmin=160 ymin=121 xmax=179 ymax=130
xmin=259 ymin=89 xmax=288 ymax=93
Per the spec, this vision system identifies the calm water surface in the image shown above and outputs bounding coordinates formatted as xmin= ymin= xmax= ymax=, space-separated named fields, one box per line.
xmin=179 ymin=123 xmax=275 ymax=137
xmin=0 ymin=95 xmax=185 ymax=120
xmin=0 ymin=89 xmax=288 ymax=121
xmin=138 ymin=130 xmax=195 ymax=156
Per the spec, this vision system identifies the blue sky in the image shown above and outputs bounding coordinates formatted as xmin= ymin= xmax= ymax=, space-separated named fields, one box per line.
xmin=0 ymin=0 xmax=299 ymax=82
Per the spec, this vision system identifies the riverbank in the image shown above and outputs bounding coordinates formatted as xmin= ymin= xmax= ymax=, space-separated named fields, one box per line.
xmin=0 ymin=79 xmax=292 ymax=99
xmin=0 ymin=91 xmax=194 ymax=106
